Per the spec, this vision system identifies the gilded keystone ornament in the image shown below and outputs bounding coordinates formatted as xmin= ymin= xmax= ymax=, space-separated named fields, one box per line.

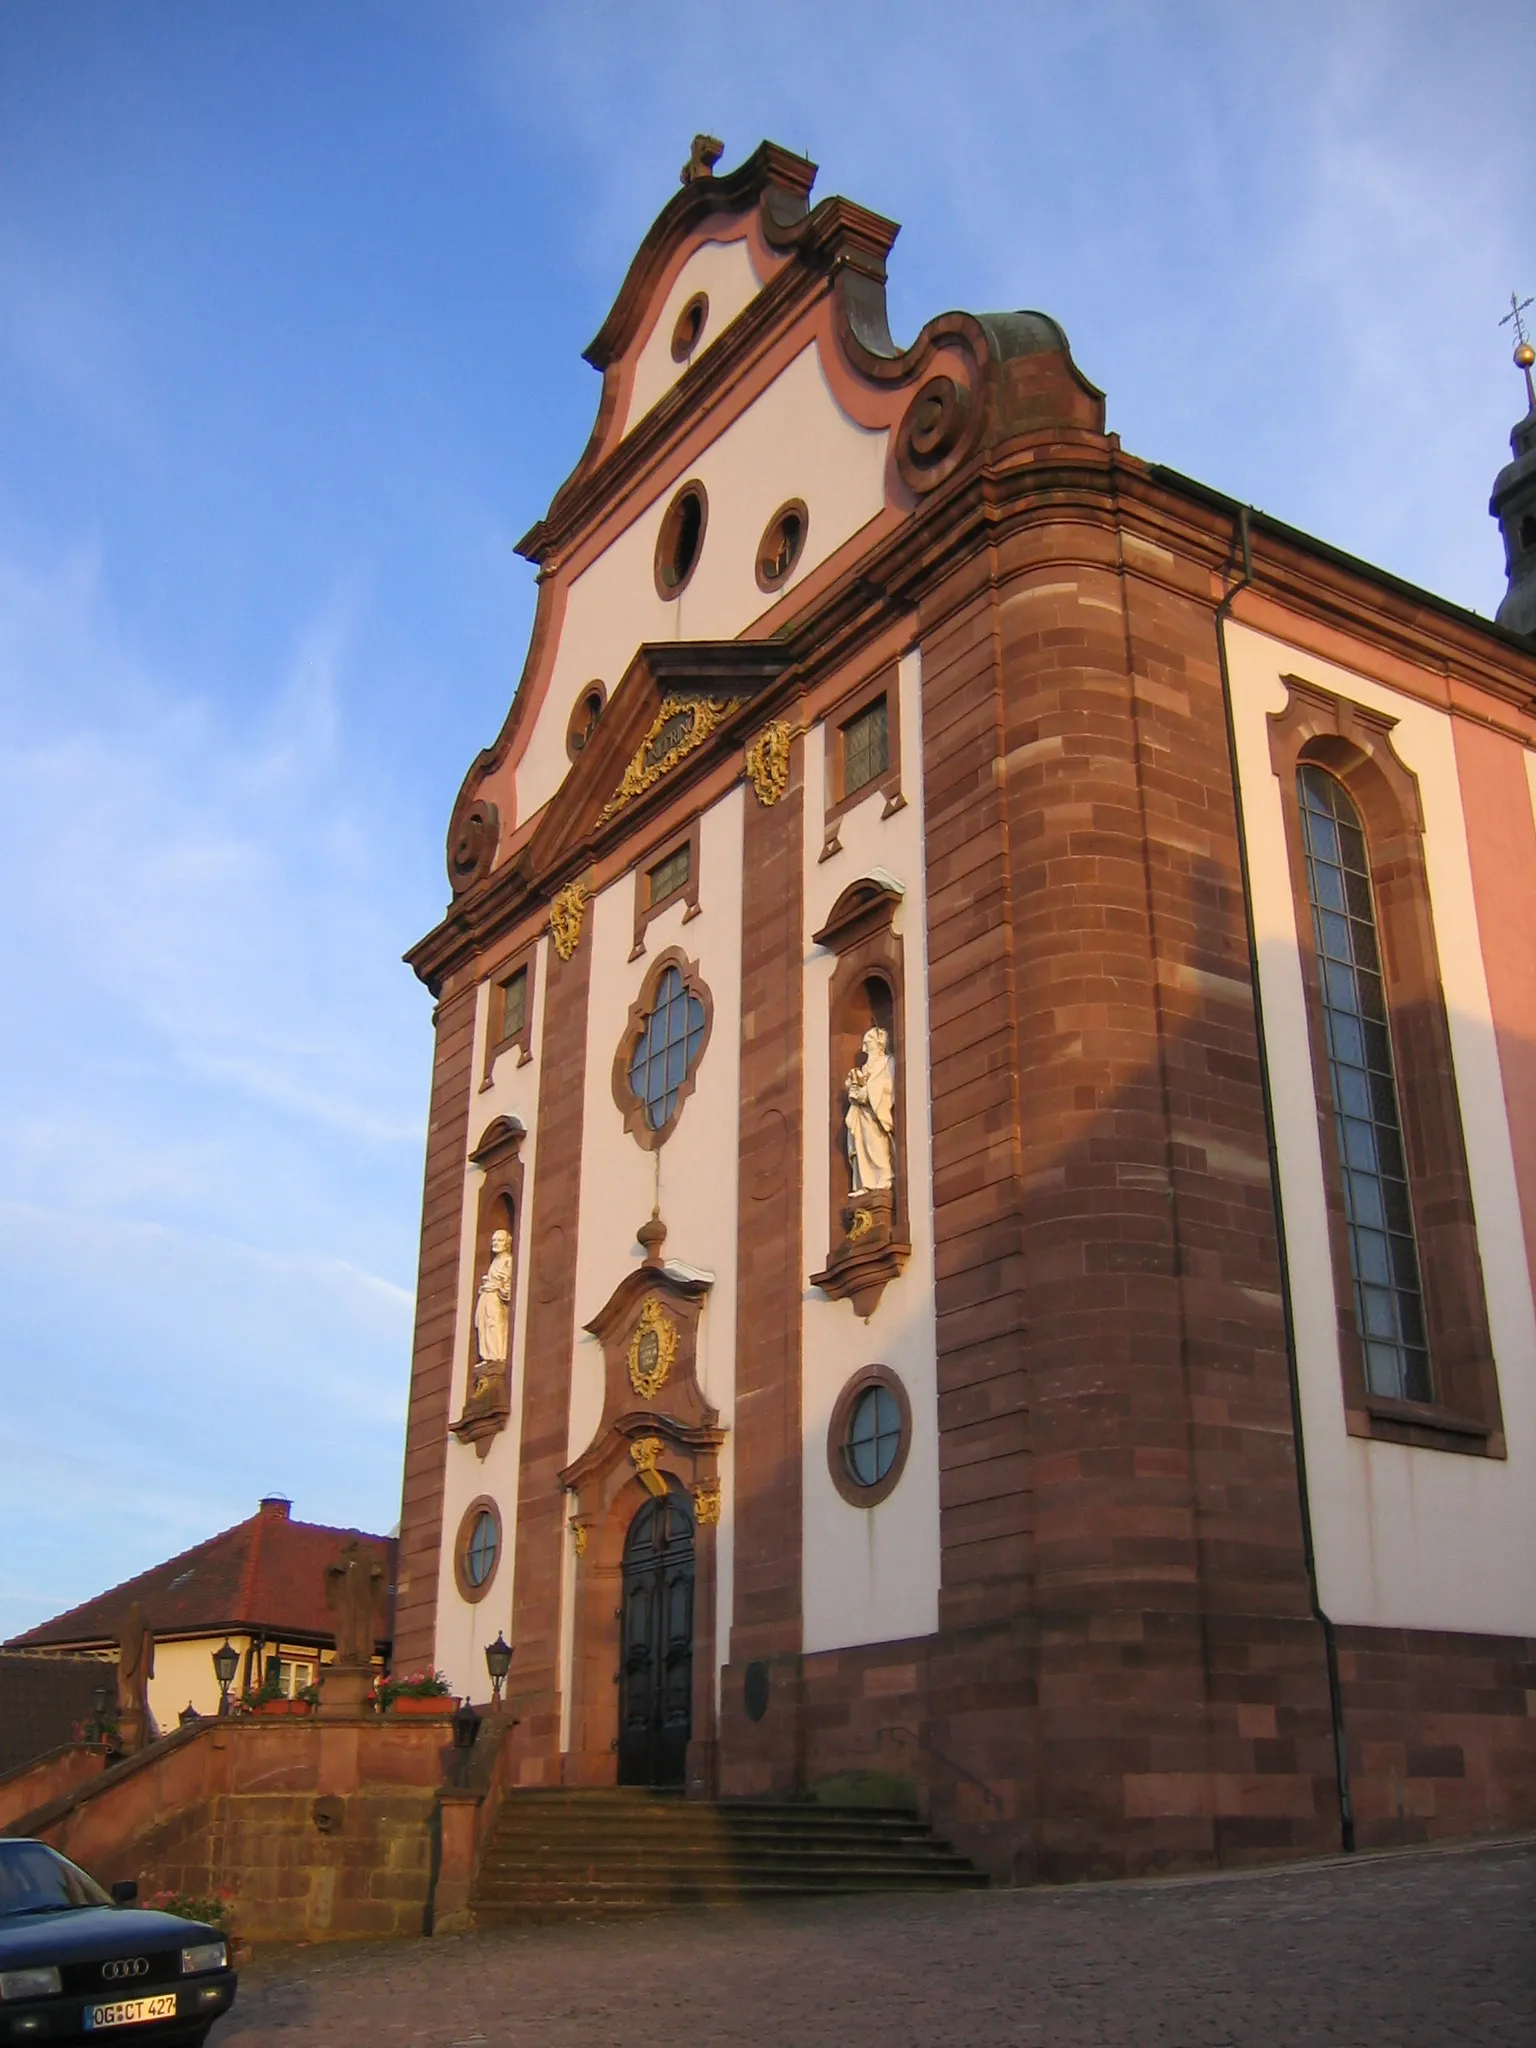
xmin=549 ymin=881 xmax=588 ymax=961
xmin=629 ymin=1434 xmax=668 ymax=1498
xmin=627 ymin=1295 xmax=677 ymax=1401
xmin=745 ymin=719 xmax=793 ymax=806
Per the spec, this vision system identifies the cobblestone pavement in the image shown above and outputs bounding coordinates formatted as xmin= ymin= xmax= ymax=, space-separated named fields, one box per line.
xmin=215 ymin=1836 xmax=1535 ymax=2047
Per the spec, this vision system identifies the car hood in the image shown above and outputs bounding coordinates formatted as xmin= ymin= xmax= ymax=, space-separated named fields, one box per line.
xmin=0 ymin=1906 xmax=220 ymax=1967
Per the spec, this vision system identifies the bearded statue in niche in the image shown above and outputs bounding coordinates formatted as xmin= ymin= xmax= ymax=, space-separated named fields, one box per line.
xmin=471 ymin=1227 xmax=513 ymax=1398
xmin=845 ymin=1025 xmax=895 ymax=1196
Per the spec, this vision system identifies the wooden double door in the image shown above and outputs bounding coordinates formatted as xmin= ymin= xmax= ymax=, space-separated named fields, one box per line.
xmin=617 ymin=1489 xmax=694 ymax=1787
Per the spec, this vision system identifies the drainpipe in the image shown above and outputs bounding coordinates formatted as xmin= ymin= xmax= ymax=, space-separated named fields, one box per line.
xmin=1212 ymin=506 xmax=1355 ymax=1854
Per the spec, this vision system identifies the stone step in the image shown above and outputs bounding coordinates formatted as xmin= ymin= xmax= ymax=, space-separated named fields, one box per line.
xmin=474 ymin=1876 xmax=987 ymax=1916
xmin=469 ymin=1793 xmax=986 ymax=1919
xmin=479 ymin=1854 xmax=977 ymax=1883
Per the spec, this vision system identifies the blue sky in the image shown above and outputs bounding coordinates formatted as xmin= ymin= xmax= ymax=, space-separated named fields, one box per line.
xmin=1 ymin=1 xmax=1529 ymax=1637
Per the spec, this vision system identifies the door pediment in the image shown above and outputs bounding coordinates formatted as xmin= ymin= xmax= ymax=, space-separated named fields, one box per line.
xmin=561 ymin=1250 xmax=722 ymax=1492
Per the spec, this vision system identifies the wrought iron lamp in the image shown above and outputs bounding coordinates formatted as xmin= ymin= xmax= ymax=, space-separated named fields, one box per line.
xmin=484 ymin=1631 xmax=513 ymax=1709
xmin=90 ymin=1681 xmax=111 ymax=1744
xmin=211 ymin=1638 xmax=240 ymax=1716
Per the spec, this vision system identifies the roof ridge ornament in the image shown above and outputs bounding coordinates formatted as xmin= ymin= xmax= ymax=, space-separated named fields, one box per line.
xmin=681 ymin=134 xmax=724 ymax=185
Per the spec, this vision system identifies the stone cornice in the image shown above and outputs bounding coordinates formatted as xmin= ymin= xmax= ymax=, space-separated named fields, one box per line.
xmin=407 ymin=430 xmax=1536 ymax=995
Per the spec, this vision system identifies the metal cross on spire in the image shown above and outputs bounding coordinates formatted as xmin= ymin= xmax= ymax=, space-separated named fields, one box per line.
xmin=1501 ymin=290 xmax=1536 ymax=410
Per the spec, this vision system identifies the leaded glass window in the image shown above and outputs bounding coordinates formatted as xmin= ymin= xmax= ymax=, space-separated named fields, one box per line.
xmin=841 ymin=697 xmax=888 ymax=798
xmin=648 ymin=843 xmax=690 ymax=906
xmin=628 ymin=964 xmax=707 ymax=1131
xmin=1298 ymin=764 xmax=1431 ymax=1403
xmin=499 ymin=967 xmax=527 ymax=1042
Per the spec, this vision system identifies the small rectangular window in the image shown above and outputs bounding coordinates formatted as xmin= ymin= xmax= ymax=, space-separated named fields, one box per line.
xmin=648 ymin=843 xmax=691 ymax=906
xmin=276 ymin=1659 xmax=314 ymax=1699
xmin=499 ymin=968 xmax=527 ymax=1043
xmin=841 ymin=697 xmax=889 ymax=798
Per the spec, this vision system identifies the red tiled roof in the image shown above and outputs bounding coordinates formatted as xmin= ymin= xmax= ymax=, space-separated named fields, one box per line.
xmin=3 ymin=1500 xmax=396 ymax=1653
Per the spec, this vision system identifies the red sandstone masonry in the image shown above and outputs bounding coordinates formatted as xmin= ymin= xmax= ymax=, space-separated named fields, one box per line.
xmin=509 ymin=928 xmax=592 ymax=1782
xmin=720 ymin=742 xmax=806 ymax=1798
xmin=394 ymin=987 xmax=478 ymax=1670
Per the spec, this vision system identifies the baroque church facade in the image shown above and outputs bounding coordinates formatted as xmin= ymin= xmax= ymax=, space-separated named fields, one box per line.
xmin=395 ymin=140 xmax=1536 ymax=1881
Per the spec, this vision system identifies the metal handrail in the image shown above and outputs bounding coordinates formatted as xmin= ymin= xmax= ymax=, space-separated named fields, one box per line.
xmin=874 ymin=1724 xmax=1003 ymax=1813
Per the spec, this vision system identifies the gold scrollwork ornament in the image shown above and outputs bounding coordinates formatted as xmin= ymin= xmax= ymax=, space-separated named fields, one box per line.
xmin=847 ymin=1207 xmax=875 ymax=1243
xmin=693 ymin=1480 xmax=722 ymax=1527
xmin=598 ymin=696 xmax=741 ymax=823
xmin=550 ymin=880 xmax=588 ymax=961
xmin=745 ymin=719 xmax=793 ymax=807
xmin=570 ymin=1519 xmax=589 ymax=1557
xmin=627 ymin=1295 xmax=677 ymax=1401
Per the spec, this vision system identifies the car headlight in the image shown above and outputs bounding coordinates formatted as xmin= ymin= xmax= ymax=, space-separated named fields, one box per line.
xmin=179 ymin=1941 xmax=227 ymax=1975
xmin=0 ymin=1967 xmax=62 ymax=2000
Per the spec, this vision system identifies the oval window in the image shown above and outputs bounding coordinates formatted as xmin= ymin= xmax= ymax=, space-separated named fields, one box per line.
xmin=827 ymin=1368 xmax=912 ymax=1508
xmin=671 ymin=292 xmax=709 ymax=363
xmin=756 ymin=500 xmax=808 ymax=592
xmin=465 ymin=1510 xmax=498 ymax=1587
xmin=845 ymin=1385 xmax=902 ymax=1487
xmin=655 ymin=482 xmax=708 ymax=600
xmin=455 ymin=1498 xmax=502 ymax=1601
xmin=567 ymin=683 xmax=606 ymax=760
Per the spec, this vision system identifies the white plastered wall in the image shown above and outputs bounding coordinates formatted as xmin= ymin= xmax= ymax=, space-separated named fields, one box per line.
xmin=619 ymin=238 xmax=763 ymax=440
xmin=801 ymin=647 xmax=941 ymax=1655
xmin=558 ymin=788 xmax=746 ymax=1742
xmin=516 ymin=344 xmax=890 ymax=822
xmin=1226 ymin=619 xmax=1536 ymax=1635
xmin=433 ymin=939 xmax=550 ymax=1697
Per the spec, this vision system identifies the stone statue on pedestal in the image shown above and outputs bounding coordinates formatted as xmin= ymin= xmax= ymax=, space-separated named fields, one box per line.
xmin=115 ymin=1602 xmax=155 ymax=1753
xmin=845 ymin=1026 xmax=895 ymax=1194
xmin=471 ymin=1228 xmax=513 ymax=1399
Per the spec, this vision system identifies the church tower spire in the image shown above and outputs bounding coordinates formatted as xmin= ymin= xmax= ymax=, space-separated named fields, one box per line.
xmin=1490 ymin=290 xmax=1536 ymax=640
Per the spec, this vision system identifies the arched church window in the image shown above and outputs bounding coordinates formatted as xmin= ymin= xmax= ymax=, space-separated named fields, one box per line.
xmin=613 ymin=949 xmax=714 ymax=1149
xmin=1297 ymin=763 xmax=1430 ymax=1403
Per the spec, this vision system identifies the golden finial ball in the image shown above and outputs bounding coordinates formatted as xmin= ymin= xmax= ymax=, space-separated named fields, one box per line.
xmin=1517 ymin=340 xmax=1536 ymax=370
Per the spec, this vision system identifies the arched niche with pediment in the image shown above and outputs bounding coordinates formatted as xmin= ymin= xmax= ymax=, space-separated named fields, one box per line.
xmin=451 ymin=1114 xmax=526 ymax=1457
xmin=809 ymin=874 xmax=912 ymax=1317
xmin=558 ymin=1226 xmax=725 ymax=1793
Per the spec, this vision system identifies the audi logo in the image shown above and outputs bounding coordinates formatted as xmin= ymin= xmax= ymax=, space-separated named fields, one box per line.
xmin=102 ymin=1958 xmax=150 ymax=1983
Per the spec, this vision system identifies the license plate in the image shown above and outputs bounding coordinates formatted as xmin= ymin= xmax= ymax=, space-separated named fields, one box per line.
xmin=85 ymin=1993 xmax=177 ymax=2029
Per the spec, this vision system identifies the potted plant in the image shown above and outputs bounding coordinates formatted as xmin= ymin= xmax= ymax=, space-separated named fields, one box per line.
xmin=245 ymin=1669 xmax=318 ymax=1717
xmin=376 ymin=1670 xmax=455 ymax=1718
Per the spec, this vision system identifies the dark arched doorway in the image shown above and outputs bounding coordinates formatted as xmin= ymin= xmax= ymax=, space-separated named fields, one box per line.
xmin=618 ymin=1488 xmax=694 ymax=1787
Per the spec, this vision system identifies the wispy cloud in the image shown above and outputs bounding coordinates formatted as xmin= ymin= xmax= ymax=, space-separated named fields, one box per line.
xmin=0 ymin=540 xmax=428 ymax=1628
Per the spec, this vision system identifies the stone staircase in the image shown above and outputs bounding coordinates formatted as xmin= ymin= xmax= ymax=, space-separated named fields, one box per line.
xmin=470 ymin=1789 xmax=988 ymax=1919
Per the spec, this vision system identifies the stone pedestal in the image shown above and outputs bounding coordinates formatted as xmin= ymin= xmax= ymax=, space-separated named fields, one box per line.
xmin=317 ymin=1663 xmax=373 ymax=1719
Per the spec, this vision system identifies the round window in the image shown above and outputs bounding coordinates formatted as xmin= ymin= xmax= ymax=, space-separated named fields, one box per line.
xmin=827 ymin=1368 xmax=912 ymax=1508
xmin=455 ymin=1498 xmax=502 ymax=1601
xmin=654 ymin=482 xmax=708 ymax=600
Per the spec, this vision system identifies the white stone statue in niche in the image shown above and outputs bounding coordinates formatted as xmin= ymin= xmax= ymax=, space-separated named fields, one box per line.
xmin=471 ymin=1227 xmax=513 ymax=1397
xmin=845 ymin=1025 xmax=896 ymax=1194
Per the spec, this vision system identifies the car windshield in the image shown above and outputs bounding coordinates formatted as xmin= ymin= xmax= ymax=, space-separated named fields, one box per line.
xmin=0 ymin=1842 xmax=112 ymax=1916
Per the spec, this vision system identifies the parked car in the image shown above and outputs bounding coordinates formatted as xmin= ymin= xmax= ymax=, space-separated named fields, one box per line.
xmin=0 ymin=1839 xmax=236 ymax=2043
